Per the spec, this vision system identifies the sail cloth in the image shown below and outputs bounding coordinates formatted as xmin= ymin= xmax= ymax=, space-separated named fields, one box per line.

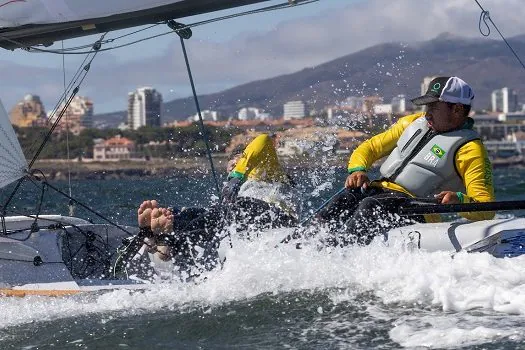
xmin=0 ymin=0 xmax=269 ymax=50
xmin=0 ymin=99 xmax=27 ymax=189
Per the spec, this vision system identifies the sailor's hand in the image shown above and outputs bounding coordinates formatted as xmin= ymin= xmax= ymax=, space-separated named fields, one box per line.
xmin=434 ymin=191 xmax=460 ymax=204
xmin=222 ymin=177 xmax=242 ymax=204
xmin=345 ymin=171 xmax=370 ymax=189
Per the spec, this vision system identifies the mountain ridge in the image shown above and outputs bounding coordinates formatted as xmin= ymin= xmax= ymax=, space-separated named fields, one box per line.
xmin=95 ymin=33 xmax=525 ymax=127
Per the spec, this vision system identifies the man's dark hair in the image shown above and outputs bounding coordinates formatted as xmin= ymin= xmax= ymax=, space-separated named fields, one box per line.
xmin=461 ymin=104 xmax=472 ymax=118
xmin=446 ymin=102 xmax=471 ymax=118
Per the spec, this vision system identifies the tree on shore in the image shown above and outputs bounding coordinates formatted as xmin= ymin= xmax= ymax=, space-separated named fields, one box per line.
xmin=14 ymin=124 xmax=241 ymax=160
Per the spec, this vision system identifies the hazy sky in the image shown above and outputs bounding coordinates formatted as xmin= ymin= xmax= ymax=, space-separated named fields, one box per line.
xmin=1 ymin=0 xmax=525 ymax=114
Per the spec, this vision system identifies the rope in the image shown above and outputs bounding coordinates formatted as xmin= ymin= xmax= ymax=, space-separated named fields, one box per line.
xmin=27 ymin=35 xmax=105 ymax=170
xmin=169 ymin=20 xmax=223 ymax=200
xmin=42 ymin=180 xmax=134 ymax=236
xmin=61 ymin=40 xmax=75 ymax=216
xmin=0 ymin=210 xmax=114 ymax=277
xmin=474 ymin=0 xmax=525 ymax=72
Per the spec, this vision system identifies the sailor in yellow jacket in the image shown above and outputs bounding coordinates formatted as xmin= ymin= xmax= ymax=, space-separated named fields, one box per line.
xmin=223 ymin=133 xmax=298 ymax=217
xmin=318 ymin=76 xmax=495 ymax=246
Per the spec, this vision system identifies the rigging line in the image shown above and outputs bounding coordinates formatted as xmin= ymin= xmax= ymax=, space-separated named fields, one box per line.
xmin=28 ymin=35 xmax=105 ymax=170
xmin=169 ymin=20 xmax=222 ymax=200
xmin=42 ymin=180 xmax=134 ymax=236
xmin=36 ymin=22 xmax=164 ymax=52
xmin=62 ymin=40 xmax=74 ymax=215
xmin=45 ymin=34 xmax=107 ymax=123
xmin=473 ymin=0 xmax=525 ymax=72
xmin=1 ymin=167 xmax=47 ymax=219
xmin=4 ymin=0 xmax=318 ymax=55
xmin=24 ymin=42 xmax=97 ymax=159
xmin=105 ymin=22 xmax=163 ymax=42
xmin=45 ymin=47 xmax=94 ymax=122
xmin=29 ymin=91 xmax=78 ymax=169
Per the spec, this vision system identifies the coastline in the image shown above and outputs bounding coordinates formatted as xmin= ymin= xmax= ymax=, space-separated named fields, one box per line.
xmin=32 ymin=153 xmax=520 ymax=180
xmin=32 ymin=158 xmax=227 ymax=180
xmin=32 ymin=154 xmax=348 ymax=180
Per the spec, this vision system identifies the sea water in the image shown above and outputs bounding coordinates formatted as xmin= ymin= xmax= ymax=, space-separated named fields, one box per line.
xmin=1 ymin=167 xmax=525 ymax=349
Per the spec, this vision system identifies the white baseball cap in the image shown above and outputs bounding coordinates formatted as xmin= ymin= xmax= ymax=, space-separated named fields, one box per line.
xmin=411 ymin=76 xmax=475 ymax=106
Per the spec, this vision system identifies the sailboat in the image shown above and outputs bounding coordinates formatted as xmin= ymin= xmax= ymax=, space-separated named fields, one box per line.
xmin=0 ymin=0 xmax=283 ymax=296
xmin=1 ymin=0 xmax=525 ymax=297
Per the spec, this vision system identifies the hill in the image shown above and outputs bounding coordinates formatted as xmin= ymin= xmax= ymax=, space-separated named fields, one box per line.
xmin=94 ymin=32 xmax=525 ymax=125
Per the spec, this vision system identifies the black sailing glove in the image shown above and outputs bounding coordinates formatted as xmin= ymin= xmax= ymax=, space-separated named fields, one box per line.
xmin=221 ymin=177 xmax=242 ymax=204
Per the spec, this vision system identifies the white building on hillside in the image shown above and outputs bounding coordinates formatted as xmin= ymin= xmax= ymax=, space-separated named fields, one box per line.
xmin=50 ymin=95 xmax=93 ymax=134
xmin=237 ymin=107 xmax=269 ymax=120
xmin=283 ymin=100 xmax=305 ymax=120
xmin=492 ymin=87 xmax=518 ymax=113
xmin=127 ymin=87 xmax=162 ymax=130
xmin=373 ymin=104 xmax=392 ymax=115
xmin=341 ymin=96 xmax=364 ymax=111
xmin=190 ymin=110 xmax=219 ymax=122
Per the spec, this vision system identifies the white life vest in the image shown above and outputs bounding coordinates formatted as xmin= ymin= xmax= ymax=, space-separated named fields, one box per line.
xmin=379 ymin=117 xmax=479 ymax=197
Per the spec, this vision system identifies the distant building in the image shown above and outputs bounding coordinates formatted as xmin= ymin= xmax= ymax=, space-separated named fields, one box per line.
xmin=127 ymin=87 xmax=162 ymax=130
xmin=373 ymin=104 xmax=392 ymax=115
xmin=190 ymin=110 xmax=220 ymax=122
xmin=391 ymin=95 xmax=406 ymax=114
xmin=49 ymin=96 xmax=93 ymax=134
xmin=473 ymin=113 xmax=500 ymax=125
xmin=498 ymin=112 xmax=525 ymax=123
xmin=9 ymin=94 xmax=48 ymax=127
xmin=362 ymin=96 xmax=383 ymax=113
xmin=237 ymin=107 xmax=269 ymax=121
xmin=341 ymin=96 xmax=364 ymax=111
xmin=93 ymin=135 xmax=136 ymax=161
xmin=283 ymin=101 xmax=305 ymax=120
xmin=491 ymin=87 xmax=518 ymax=113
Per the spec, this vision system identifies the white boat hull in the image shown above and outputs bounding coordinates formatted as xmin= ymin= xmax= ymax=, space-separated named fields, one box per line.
xmin=2 ymin=215 xmax=525 ymax=296
xmin=386 ymin=217 xmax=525 ymax=257
xmin=0 ymin=215 xmax=146 ymax=296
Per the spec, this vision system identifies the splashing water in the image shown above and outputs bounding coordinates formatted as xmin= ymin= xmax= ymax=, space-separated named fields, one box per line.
xmin=2 ymin=228 xmax=525 ymax=348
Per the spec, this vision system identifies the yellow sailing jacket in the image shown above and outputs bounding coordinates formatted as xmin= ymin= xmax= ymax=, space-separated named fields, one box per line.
xmin=229 ymin=134 xmax=288 ymax=183
xmin=228 ymin=134 xmax=298 ymax=217
xmin=347 ymin=113 xmax=495 ymax=221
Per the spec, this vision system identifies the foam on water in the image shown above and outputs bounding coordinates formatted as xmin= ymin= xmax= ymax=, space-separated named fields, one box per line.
xmin=2 ymin=228 xmax=525 ymax=348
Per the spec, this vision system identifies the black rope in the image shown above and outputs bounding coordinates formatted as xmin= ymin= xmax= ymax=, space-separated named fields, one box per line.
xmin=478 ymin=10 xmax=491 ymax=37
xmin=28 ymin=37 xmax=105 ymax=169
xmin=473 ymin=0 xmax=525 ymax=72
xmin=42 ymin=180 xmax=134 ymax=236
xmin=23 ymin=40 xmax=100 ymax=160
xmin=1 ymin=173 xmax=133 ymax=237
xmin=0 ymin=256 xmax=63 ymax=265
xmin=168 ymin=20 xmax=222 ymax=201
xmin=1 ymin=176 xmax=27 ymax=233
xmin=0 ymin=212 xmax=114 ymax=277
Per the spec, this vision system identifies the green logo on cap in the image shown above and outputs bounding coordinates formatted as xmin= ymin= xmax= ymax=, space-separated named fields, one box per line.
xmin=431 ymin=82 xmax=441 ymax=93
xmin=431 ymin=144 xmax=446 ymax=158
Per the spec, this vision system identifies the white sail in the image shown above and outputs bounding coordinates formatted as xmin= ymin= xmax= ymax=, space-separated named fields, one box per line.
xmin=0 ymin=99 xmax=27 ymax=189
xmin=0 ymin=0 xmax=269 ymax=50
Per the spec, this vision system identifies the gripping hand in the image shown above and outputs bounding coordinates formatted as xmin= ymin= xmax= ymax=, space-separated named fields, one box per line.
xmin=221 ymin=177 xmax=242 ymax=204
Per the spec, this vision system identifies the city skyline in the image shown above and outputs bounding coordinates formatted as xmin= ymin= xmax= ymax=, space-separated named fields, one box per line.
xmin=1 ymin=0 xmax=525 ymax=115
